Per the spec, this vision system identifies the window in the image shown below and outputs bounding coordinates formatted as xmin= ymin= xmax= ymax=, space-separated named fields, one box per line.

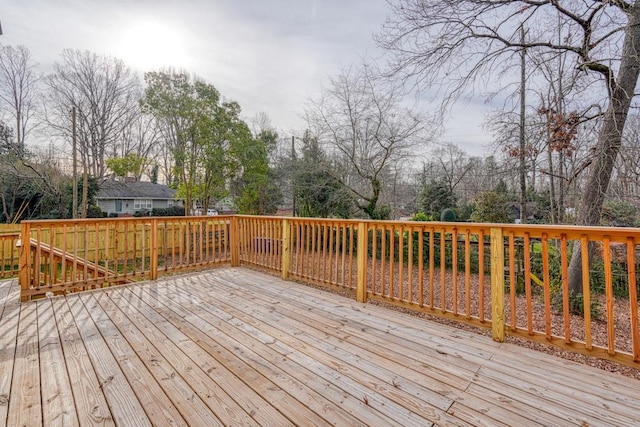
xmin=134 ymin=199 xmax=152 ymax=210
xmin=167 ymin=200 xmax=174 ymax=207
xmin=115 ymin=200 xmax=122 ymax=212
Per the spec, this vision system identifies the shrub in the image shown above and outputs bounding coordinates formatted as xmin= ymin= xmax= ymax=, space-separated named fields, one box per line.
xmin=411 ymin=212 xmax=434 ymax=222
xmin=440 ymin=208 xmax=456 ymax=222
xmin=589 ymin=259 xmax=632 ymax=298
xmin=86 ymin=205 xmax=103 ymax=218
xmin=152 ymin=206 xmax=186 ymax=216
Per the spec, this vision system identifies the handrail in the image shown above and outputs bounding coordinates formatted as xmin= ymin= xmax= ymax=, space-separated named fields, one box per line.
xmin=19 ymin=216 xmax=233 ymax=300
xmin=17 ymin=215 xmax=640 ymax=367
xmin=0 ymin=231 xmax=20 ymax=279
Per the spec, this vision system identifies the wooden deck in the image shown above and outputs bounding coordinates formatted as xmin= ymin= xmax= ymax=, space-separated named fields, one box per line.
xmin=1 ymin=268 xmax=639 ymax=426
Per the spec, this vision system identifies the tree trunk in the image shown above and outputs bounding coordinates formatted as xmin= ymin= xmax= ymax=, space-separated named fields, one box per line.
xmin=568 ymin=5 xmax=640 ymax=296
xmin=519 ymin=26 xmax=527 ymax=225
xmin=547 ymin=139 xmax=556 ymax=224
xmin=362 ymin=179 xmax=381 ymax=219
xmin=558 ymin=150 xmax=565 ymax=223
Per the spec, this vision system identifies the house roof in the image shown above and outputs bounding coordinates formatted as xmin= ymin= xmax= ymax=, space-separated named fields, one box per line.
xmin=97 ymin=181 xmax=177 ymax=200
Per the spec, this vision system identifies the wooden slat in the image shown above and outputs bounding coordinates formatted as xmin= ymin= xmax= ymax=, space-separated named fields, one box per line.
xmin=452 ymin=229 xmax=458 ymax=315
xmin=580 ymin=236 xmax=592 ymax=350
xmin=0 ymin=288 xmax=20 ymax=426
xmin=602 ymin=236 xmax=615 ymax=355
xmin=524 ymin=233 xmax=533 ymax=334
xmin=127 ymin=283 xmax=376 ymax=427
xmin=440 ymin=228 xmax=446 ymax=312
xmin=7 ymin=302 xmax=41 ymax=427
xmin=66 ymin=296 xmax=152 ymax=426
xmin=131 ymin=281 xmax=316 ymax=426
xmin=542 ymin=234 xmax=551 ymax=339
xmin=90 ymin=292 xmax=231 ymax=426
xmin=157 ymin=279 xmax=437 ymax=426
xmin=408 ymin=227 xmax=415 ymax=303
xmin=78 ymin=292 xmax=188 ymax=426
xmin=429 ymin=226 xmax=435 ymax=309
xmin=478 ymin=230 xmax=485 ymax=322
xmin=508 ymin=232 xmax=516 ymax=330
xmin=37 ymin=299 xmax=80 ymax=427
xmin=627 ymin=238 xmax=640 ymax=362
xmin=418 ymin=228 xmax=424 ymax=307
xmin=466 ymin=231 xmax=472 ymax=320
xmin=2 ymin=266 xmax=640 ymax=427
xmin=561 ymin=235 xmax=570 ymax=343
xmin=398 ymin=224 xmax=404 ymax=300
xmin=51 ymin=297 xmax=114 ymax=426
xmin=106 ymin=287 xmax=283 ymax=426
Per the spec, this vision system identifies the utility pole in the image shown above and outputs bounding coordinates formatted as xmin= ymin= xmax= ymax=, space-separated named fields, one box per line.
xmin=291 ymin=135 xmax=296 ymax=217
xmin=82 ymin=150 xmax=88 ymax=218
xmin=72 ymin=107 xmax=78 ymax=219
xmin=519 ymin=25 xmax=527 ymax=224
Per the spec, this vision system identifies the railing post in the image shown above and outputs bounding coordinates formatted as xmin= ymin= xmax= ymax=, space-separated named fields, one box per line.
xmin=356 ymin=221 xmax=368 ymax=303
xmin=281 ymin=218 xmax=291 ymax=280
xmin=18 ymin=221 xmax=31 ymax=302
xmin=230 ymin=216 xmax=240 ymax=267
xmin=490 ymin=226 xmax=505 ymax=342
xmin=150 ymin=218 xmax=158 ymax=281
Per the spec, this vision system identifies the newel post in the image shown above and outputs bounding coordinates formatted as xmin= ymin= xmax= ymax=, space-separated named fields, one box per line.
xmin=18 ymin=221 xmax=31 ymax=302
xmin=150 ymin=218 xmax=159 ymax=280
xmin=490 ymin=226 xmax=505 ymax=342
xmin=356 ymin=221 xmax=368 ymax=303
xmin=230 ymin=216 xmax=240 ymax=267
xmin=281 ymin=218 xmax=291 ymax=280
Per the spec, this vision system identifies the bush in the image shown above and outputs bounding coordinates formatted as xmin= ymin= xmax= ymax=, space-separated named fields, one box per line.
xmin=86 ymin=205 xmax=103 ymax=218
xmin=151 ymin=206 xmax=186 ymax=216
xmin=551 ymin=292 xmax=601 ymax=319
xmin=108 ymin=212 xmax=119 ymax=218
xmin=133 ymin=209 xmax=150 ymax=217
xmin=440 ymin=208 xmax=456 ymax=222
xmin=589 ymin=259 xmax=632 ymax=298
xmin=411 ymin=212 xmax=434 ymax=222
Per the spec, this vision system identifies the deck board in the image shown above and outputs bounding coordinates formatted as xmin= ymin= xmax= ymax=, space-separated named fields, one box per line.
xmin=0 ymin=282 xmax=20 ymax=427
xmin=50 ymin=297 xmax=114 ymax=426
xmin=181 ymin=277 xmax=466 ymax=425
xmin=36 ymin=299 xmax=79 ymax=427
xmin=1 ymin=269 xmax=640 ymax=426
xmin=8 ymin=301 xmax=41 ymax=427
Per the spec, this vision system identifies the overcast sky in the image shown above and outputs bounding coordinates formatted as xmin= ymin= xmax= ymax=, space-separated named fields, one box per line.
xmin=2 ymin=0 xmax=492 ymax=155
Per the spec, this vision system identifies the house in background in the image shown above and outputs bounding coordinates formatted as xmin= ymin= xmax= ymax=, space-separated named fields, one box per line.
xmin=97 ymin=180 xmax=182 ymax=216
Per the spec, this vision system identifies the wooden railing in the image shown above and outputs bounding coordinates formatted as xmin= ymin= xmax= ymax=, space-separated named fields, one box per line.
xmin=19 ymin=216 xmax=232 ymax=300
xmin=0 ymin=231 xmax=20 ymax=279
xmin=15 ymin=215 xmax=640 ymax=367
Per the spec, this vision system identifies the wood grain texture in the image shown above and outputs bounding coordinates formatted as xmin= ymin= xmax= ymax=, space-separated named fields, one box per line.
xmin=36 ymin=299 xmax=79 ymax=427
xmin=2 ymin=268 xmax=640 ymax=427
xmin=51 ymin=297 xmax=114 ymax=426
xmin=7 ymin=302 xmax=41 ymax=427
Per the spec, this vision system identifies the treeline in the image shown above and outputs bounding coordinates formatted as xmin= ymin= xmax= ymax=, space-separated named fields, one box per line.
xmin=2 ymin=39 xmax=640 ymax=227
xmin=0 ymin=46 xmax=284 ymax=222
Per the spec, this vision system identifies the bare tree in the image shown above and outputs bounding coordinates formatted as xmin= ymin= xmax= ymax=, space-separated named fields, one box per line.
xmin=612 ymin=112 xmax=640 ymax=202
xmin=306 ymin=63 xmax=432 ymax=219
xmin=112 ymin=111 xmax=162 ymax=181
xmin=432 ymin=143 xmax=475 ymax=198
xmin=0 ymin=44 xmax=39 ymax=156
xmin=44 ymin=49 xmax=141 ymax=178
xmin=379 ymin=0 xmax=640 ymax=295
